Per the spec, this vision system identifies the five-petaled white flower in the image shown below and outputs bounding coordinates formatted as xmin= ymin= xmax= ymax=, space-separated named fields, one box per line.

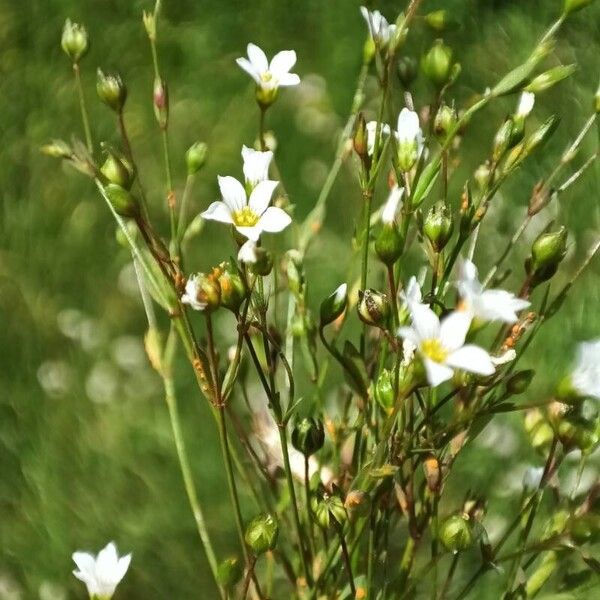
xmin=242 ymin=145 xmax=273 ymax=188
xmin=399 ymin=303 xmax=495 ymax=387
xmin=516 ymin=91 xmax=535 ymax=118
xmin=202 ymin=175 xmax=291 ymax=242
xmin=236 ymin=43 xmax=300 ymax=92
xmin=457 ymin=259 xmax=530 ymax=324
xmin=72 ymin=542 xmax=131 ymax=600
xmin=381 ymin=186 xmax=404 ymax=225
xmin=360 ymin=6 xmax=396 ymax=47
xmin=570 ymin=339 xmax=600 ymax=400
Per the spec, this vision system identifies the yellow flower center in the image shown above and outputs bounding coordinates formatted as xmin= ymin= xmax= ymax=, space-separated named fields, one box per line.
xmin=421 ymin=338 xmax=449 ymax=363
xmin=260 ymin=71 xmax=273 ymax=83
xmin=233 ymin=206 xmax=259 ymax=227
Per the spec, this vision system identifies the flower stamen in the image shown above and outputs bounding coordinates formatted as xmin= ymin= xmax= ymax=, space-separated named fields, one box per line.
xmin=421 ymin=338 xmax=449 ymax=363
xmin=233 ymin=206 xmax=260 ymax=227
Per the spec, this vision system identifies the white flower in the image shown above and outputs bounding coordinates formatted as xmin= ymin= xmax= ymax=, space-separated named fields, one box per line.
xmin=72 ymin=542 xmax=131 ymax=600
xmin=202 ymin=175 xmax=291 ymax=242
xmin=401 ymin=276 xmax=424 ymax=308
xmin=238 ymin=239 xmax=258 ymax=264
xmin=570 ymin=339 xmax=600 ymax=400
xmin=398 ymin=303 xmax=495 ymax=387
xmin=242 ymin=145 xmax=273 ymax=188
xmin=457 ymin=259 xmax=530 ymax=324
xmin=360 ymin=6 xmax=396 ymax=47
xmin=236 ymin=43 xmax=300 ymax=91
xmin=522 ymin=466 xmax=544 ymax=493
xmin=516 ymin=91 xmax=535 ymax=118
xmin=381 ymin=186 xmax=404 ymax=225
xmin=181 ymin=274 xmax=207 ymax=311
xmin=396 ymin=107 xmax=423 ymax=146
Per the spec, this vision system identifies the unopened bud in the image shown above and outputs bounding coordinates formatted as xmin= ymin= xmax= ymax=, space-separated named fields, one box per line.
xmin=153 ymin=77 xmax=169 ymax=129
xmin=523 ymin=116 xmax=559 ymax=155
xmin=345 ymin=490 xmax=371 ymax=520
xmin=357 ymin=289 xmax=390 ymax=327
xmin=312 ymin=494 xmax=347 ymax=529
xmin=423 ymin=455 xmax=442 ymax=493
xmin=563 ymin=0 xmax=595 ymax=15
xmin=104 ymin=183 xmax=139 ymax=218
xmin=244 ymin=513 xmax=279 ymax=555
xmin=143 ymin=11 xmax=156 ymax=41
xmin=216 ymin=556 xmax=243 ymax=589
xmin=424 ymin=10 xmax=448 ymax=32
xmin=320 ymin=283 xmax=348 ymax=327
xmin=493 ymin=119 xmax=515 ymax=162
xmin=100 ymin=148 xmax=135 ymax=190
xmin=421 ymin=40 xmax=453 ymax=87
xmin=375 ymin=368 xmax=395 ymax=412
xmin=439 ymin=514 xmax=474 ymax=553
xmin=61 ymin=19 xmax=88 ymax=63
xmin=40 ymin=139 xmax=72 ymax=159
xmin=96 ymin=69 xmax=127 ymax=113
xmin=185 ymin=142 xmax=208 ymax=175
xmin=375 ymin=223 xmax=403 ymax=266
xmin=217 ymin=263 xmax=247 ymax=313
xmin=474 ymin=163 xmax=492 ymax=191
xmin=434 ymin=104 xmax=457 ymax=140
xmin=397 ymin=56 xmax=417 ymax=87
xmin=531 ymin=227 xmax=568 ymax=272
xmin=424 ymin=201 xmax=454 ymax=252
xmin=506 ymin=369 xmax=535 ymax=395
xmin=291 ymin=417 xmax=325 ymax=457
xmin=353 ymin=113 xmax=369 ymax=161
xmin=525 ymin=65 xmax=576 ymax=94
xmin=528 ymin=180 xmax=551 ymax=216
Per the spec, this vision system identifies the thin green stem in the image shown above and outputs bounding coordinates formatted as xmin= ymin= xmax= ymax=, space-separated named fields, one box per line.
xmin=73 ymin=63 xmax=93 ymax=153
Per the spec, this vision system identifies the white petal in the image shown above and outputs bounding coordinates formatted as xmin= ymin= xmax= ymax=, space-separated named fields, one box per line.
xmin=396 ymin=108 xmax=421 ymax=144
xmin=242 ymin=145 xmax=273 ymax=185
xmin=246 ymin=43 xmax=269 ymax=73
xmin=423 ymin=358 xmax=454 ymax=387
xmin=217 ymin=175 xmax=246 ymax=212
xmin=439 ymin=311 xmax=472 ymax=351
xmin=278 ymin=73 xmax=301 ymax=87
xmin=269 ymin=50 xmax=297 ymax=77
xmin=248 ymin=180 xmax=279 ymax=215
xmin=398 ymin=326 xmax=420 ymax=347
xmin=200 ymin=201 xmax=233 ymax=224
xmin=446 ymin=345 xmax=495 ymax=376
xmin=96 ymin=542 xmax=119 ymax=574
xmin=256 ymin=206 xmax=291 ymax=233
xmin=238 ymin=240 xmax=258 ymax=263
xmin=409 ymin=302 xmax=440 ymax=341
xmin=235 ymin=57 xmax=261 ymax=83
xmin=476 ymin=290 xmax=530 ymax=323
xmin=115 ymin=554 xmax=132 ymax=583
xmin=72 ymin=552 xmax=96 ymax=578
xmin=235 ymin=224 xmax=262 ymax=241
xmin=458 ymin=258 xmax=478 ymax=285
xmin=381 ymin=186 xmax=404 ymax=225
xmin=517 ymin=91 xmax=535 ymax=117
xmin=402 ymin=276 xmax=423 ymax=306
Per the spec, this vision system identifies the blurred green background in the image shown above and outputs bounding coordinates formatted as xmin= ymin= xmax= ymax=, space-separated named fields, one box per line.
xmin=1 ymin=0 xmax=599 ymax=598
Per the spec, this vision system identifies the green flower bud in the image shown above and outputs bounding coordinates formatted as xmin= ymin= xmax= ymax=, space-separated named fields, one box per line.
xmin=153 ymin=77 xmax=169 ymax=130
xmin=345 ymin=490 xmax=371 ymax=520
xmin=104 ymin=183 xmax=140 ymax=218
xmin=312 ymin=494 xmax=347 ymax=529
xmin=424 ymin=201 xmax=454 ymax=252
xmin=357 ymin=289 xmax=390 ymax=328
xmin=424 ymin=10 xmax=448 ymax=32
xmin=96 ymin=69 xmax=127 ymax=113
xmin=216 ymin=556 xmax=244 ymax=589
xmin=217 ymin=263 xmax=247 ymax=314
xmin=433 ymin=104 xmax=457 ymax=140
xmin=61 ymin=19 xmax=88 ymax=63
xmin=439 ymin=514 xmax=474 ymax=553
xmin=143 ymin=11 xmax=156 ymax=41
xmin=530 ymin=227 xmax=568 ymax=272
xmin=320 ymin=283 xmax=348 ymax=327
xmin=525 ymin=64 xmax=577 ymax=94
xmin=505 ymin=370 xmax=535 ymax=395
xmin=493 ymin=118 xmax=515 ymax=162
xmin=421 ymin=40 xmax=453 ymax=88
xmin=291 ymin=417 xmax=325 ymax=457
xmin=100 ymin=148 xmax=135 ymax=190
xmin=563 ymin=0 xmax=595 ymax=15
xmin=523 ymin=116 xmax=559 ymax=155
xmin=474 ymin=163 xmax=492 ymax=191
xmin=397 ymin=56 xmax=417 ymax=87
xmin=375 ymin=369 xmax=395 ymax=412
xmin=186 ymin=142 xmax=208 ymax=176
xmin=375 ymin=223 xmax=403 ymax=266
xmin=353 ymin=113 xmax=369 ymax=163
xmin=40 ymin=139 xmax=72 ymax=159
xmin=244 ymin=513 xmax=279 ymax=555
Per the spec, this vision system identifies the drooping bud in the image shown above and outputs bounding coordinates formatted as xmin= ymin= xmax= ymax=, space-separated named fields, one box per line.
xmin=375 ymin=368 xmax=395 ymax=413
xmin=397 ymin=56 xmax=417 ymax=87
xmin=493 ymin=118 xmax=515 ymax=162
xmin=345 ymin=490 xmax=371 ymax=521
xmin=320 ymin=283 xmax=348 ymax=327
xmin=61 ymin=19 xmax=88 ymax=63
xmin=421 ymin=40 xmax=453 ymax=88
xmin=216 ymin=556 xmax=244 ymax=590
xmin=439 ymin=514 xmax=474 ymax=553
xmin=424 ymin=10 xmax=449 ymax=32
xmin=100 ymin=147 xmax=135 ymax=190
xmin=104 ymin=183 xmax=140 ymax=218
xmin=506 ymin=370 xmax=535 ymax=395
xmin=423 ymin=455 xmax=442 ymax=493
xmin=312 ymin=494 xmax=347 ymax=529
xmin=185 ymin=142 xmax=208 ymax=175
xmin=357 ymin=289 xmax=390 ymax=328
xmin=530 ymin=227 xmax=568 ymax=273
xmin=217 ymin=263 xmax=247 ymax=313
xmin=244 ymin=513 xmax=279 ymax=555
xmin=291 ymin=417 xmax=325 ymax=457
xmin=433 ymin=104 xmax=457 ymax=140
xmin=563 ymin=0 xmax=595 ymax=16
xmin=424 ymin=201 xmax=454 ymax=252
xmin=96 ymin=69 xmax=127 ymax=113
xmin=40 ymin=139 xmax=72 ymax=159
xmin=153 ymin=77 xmax=169 ymax=129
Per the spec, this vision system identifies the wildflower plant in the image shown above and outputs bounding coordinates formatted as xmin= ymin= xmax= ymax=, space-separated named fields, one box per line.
xmin=44 ymin=0 xmax=600 ymax=598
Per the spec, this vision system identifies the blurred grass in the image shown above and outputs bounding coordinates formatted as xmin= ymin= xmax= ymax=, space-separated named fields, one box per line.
xmin=0 ymin=0 xmax=599 ymax=598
